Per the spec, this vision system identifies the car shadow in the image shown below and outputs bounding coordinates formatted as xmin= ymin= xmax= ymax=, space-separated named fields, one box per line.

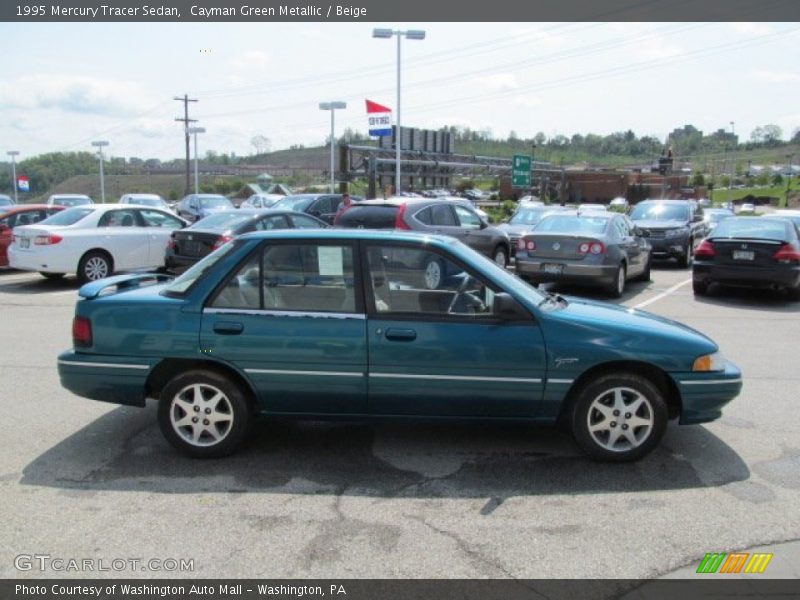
xmin=539 ymin=278 xmax=650 ymax=303
xmin=21 ymin=404 xmax=750 ymax=498
xmin=0 ymin=272 xmax=81 ymax=294
xmin=693 ymin=284 xmax=800 ymax=313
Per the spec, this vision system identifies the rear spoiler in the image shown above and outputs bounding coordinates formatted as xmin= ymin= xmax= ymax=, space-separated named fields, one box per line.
xmin=78 ymin=273 xmax=174 ymax=299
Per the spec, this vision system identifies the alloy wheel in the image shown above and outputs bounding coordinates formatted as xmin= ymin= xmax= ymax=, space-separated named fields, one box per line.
xmin=586 ymin=387 xmax=654 ymax=452
xmin=169 ymin=383 xmax=234 ymax=447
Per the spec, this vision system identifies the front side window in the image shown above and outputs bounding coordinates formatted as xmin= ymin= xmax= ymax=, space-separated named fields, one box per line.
xmin=454 ymin=205 xmax=481 ymax=229
xmin=366 ymin=245 xmax=496 ymax=318
xmin=211 ymin=243 xmax=356 ymax=313
xmin=253 ymin=215 xmax=289 ymax=231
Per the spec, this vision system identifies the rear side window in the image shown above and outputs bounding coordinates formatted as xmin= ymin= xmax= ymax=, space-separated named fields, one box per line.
xmin=39 ymin=207 xmax=93 ymax=226
xmin=431 ymin=204 xmax=458 ymax=226
xmin=336 ymin=206 xmax=398 ymax=229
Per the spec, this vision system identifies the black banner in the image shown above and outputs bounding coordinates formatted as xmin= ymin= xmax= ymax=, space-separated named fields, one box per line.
xmin=4 ymin=0 xmax=800 ymax=22
xmin=4 ymin=579 xmax=800 ymax=600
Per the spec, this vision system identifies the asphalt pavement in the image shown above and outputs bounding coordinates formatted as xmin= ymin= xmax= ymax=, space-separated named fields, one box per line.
xmin=0 ymin=264 xmax=798 ymax=580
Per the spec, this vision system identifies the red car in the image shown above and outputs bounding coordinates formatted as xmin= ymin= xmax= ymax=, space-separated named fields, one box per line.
xmin=0 ymin=204 xmax=64 ymax=267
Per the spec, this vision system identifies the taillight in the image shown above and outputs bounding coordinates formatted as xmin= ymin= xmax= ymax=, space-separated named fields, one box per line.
xmin=167 ymin=234 xmax=177 ymax=250
xmin=578 ymin=241 xmax=605 ymax=254
xmin=694 ymin=240 xmax=716 ymax=259
xmin=394 ymin=204 xmax=411 ymax=230
xmin=34 ymin=233 xmax=62 ymax=245
xmin=212 ymin=235 xmax=232 ymax=250
xmin=333 ymin=203 xmax=351 ymax=226
xmin=773 ymin=243 xmax=800 ymax=264
xmin=72 ymin=316 xmax=92 ymax=348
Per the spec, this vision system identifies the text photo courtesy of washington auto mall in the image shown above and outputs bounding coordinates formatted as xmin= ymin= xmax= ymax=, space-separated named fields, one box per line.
xmin=1 ymin=1 xmax=800 ymax=598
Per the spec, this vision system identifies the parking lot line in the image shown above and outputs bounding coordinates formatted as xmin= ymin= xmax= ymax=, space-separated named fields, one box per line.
xmin=634 ymin=277 xmax=692 ymax=310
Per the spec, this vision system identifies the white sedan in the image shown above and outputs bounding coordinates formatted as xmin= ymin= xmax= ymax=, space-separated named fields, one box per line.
xmin=9 ymin=204 xmax=188 ymax=283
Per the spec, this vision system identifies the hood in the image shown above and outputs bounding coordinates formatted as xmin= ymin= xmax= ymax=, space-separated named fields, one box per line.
xmin=541 ymin=295 xmax=717 ymax=370
xmin=632 ymin=219 xmax=688 ymax=230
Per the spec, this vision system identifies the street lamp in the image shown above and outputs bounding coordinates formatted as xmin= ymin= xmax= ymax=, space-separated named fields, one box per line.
xmin=7 ymin=151 xmax=19 ymax=203
xmin=373 ymin=27 xmax=426 ymax=195
xmin=729 ymin=121 xmax=735 ymax=191
xmin=319 ymin=101 xmax=347 ymax=193
xmin=186 ymin=127 xmax=205 ymax=195
xmin=91 ymin=141 xmax=109 ymax=203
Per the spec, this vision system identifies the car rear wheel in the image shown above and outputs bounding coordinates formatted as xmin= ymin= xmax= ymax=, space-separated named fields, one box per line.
xmin=77 ymin=251 xmax=112 ymax=284
xmin=492 ymin=245 xmax=508 ymax=267
xmin=158 ymin=369 xmax=252 ymax=458
xmin=422 ymin=257 xmax=444 ymax=290
xmin=678 ymin=240 xmax=693 ymax=268
xmin=39 ymin=271 xmax=64 ymax=280
xmin=787 ymin=286 xmax=800 ymax=302
xmin=571 ymin=372 xmax=668 ymax=462
xmin=692 ymin=279 xmax=709 ymax=296
xmin=606 ymin=264 xmax=626 ymax=298
xmin=635 ymin=254 xmax=651 ymax=282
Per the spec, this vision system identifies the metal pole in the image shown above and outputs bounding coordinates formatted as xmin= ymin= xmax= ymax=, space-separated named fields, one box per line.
xmin=193 ymin=131 xmax=199 ymax=195
xmin=9 ymin=154 xmax=18 ymax=203
xmin=99 ymin=149 xmax=105 ymax=203
xmin=396 ymin=31 xmax=401 ymax=195
xmin=330 ymin=108 xmax=335 ymax=193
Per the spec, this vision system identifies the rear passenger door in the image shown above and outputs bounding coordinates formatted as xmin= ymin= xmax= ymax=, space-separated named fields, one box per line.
xmin=138 ymin=209 xmax=186 ymax=266
xmin=200 ymin=240 xmax=367 ymax=415
xmin=96 ymin=208 xmax=150 ymax=269
xmin=614 ymin=216 xmax=644 ymax=275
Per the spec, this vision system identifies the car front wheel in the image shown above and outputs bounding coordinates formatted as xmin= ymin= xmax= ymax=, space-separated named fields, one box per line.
xmin=492 ymin=245 xmax=508 ymax=267
xmin=158 ymin=369 xmax=252 ymax=458
xmin=606 ymin=264 xmax=626 ymax=298
xmin=422 ymin=257 xmax=444 ymax=290
xmin=571 ymin=372 xmax=668 ymax=462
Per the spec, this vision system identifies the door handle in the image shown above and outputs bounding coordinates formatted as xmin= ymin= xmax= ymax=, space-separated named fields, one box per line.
xmin=213 ymin=321 xmax=244 ymax=335
xmin=385 ymin=328 xmax=416 ymax=342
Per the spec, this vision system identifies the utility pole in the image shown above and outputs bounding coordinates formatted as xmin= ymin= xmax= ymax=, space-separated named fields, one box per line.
xmin=174 ymin=94 xmax=198 ymax=196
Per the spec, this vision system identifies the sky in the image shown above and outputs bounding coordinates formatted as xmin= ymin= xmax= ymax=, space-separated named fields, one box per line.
xmin=1 ymin=21 xmax=799 ymax=161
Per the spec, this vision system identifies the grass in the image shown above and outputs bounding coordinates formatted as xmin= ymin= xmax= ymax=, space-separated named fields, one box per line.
xmin=709 ymin=180 xmax=799 ymax=207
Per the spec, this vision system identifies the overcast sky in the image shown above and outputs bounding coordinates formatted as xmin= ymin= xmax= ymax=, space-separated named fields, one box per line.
xmin=2 ymin=21 xmax=799 ymax=161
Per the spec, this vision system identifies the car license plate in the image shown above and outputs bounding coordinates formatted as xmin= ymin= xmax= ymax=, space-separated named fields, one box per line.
xmin=732 ymin=250 xmax=754 ymax=261
xmin=542 ymin=263 xmax=564 ymax=274
xmin=19 ymin=238 xmax=30 ymax=249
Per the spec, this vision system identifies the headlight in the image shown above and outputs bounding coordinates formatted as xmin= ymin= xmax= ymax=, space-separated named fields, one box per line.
xmin=693 ymin=351 xmax=725 ymax=372
xmin=665 ymin=228 xmax=683 ymax=237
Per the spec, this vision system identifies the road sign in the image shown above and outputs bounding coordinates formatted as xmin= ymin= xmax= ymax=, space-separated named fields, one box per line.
xmin=512 ymin=154 xmax=531 ymax=188
xmin=366 ymin=99 xmax=392 ymax=137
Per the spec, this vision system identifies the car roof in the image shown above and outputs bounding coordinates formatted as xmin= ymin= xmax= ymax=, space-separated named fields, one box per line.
xmin=63 ymin=203 xmax=171 ymax=211
xmin=638 ymin=199 xmax=692 ymax=204
xmin=50 ymin=193 xmax=90 ymax=198
xmin=123 ymin=193 xmax=162 ymax=198
xmin=0 ymin=204 xmax=56 ymax=215
xmin=237 ymin=228 xmax=459 ymax=245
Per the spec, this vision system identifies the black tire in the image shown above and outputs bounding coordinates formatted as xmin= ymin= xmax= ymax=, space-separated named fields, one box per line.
xmin=570 ymin=372 xmax=668 ymax=462
xmin=787 ymin=286 xmax=800 ymax=302
xmin=492 ymin=245 xmax=509 ymax=268
xmin=39 ymin=271 xmax=64 ymax=280
xmin=421 ymin=257 xmax=444 ymax=290
xmin=635 ymin=254 xmax=651 ymax=282
xmin=77 ymin=251 xmax=112 ymax=284
xmin=678 ymin=240 xmax=693 ymax=268
xmin=605 ymin=263 xmax=626 ymax=298
xmin=158 ymin=369 xmax=252 ymax=458
xmin=692 ymin=279 xmax=709 ymax=296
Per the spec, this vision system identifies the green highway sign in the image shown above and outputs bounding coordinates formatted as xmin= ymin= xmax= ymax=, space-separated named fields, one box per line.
xmin=512 ymin=154 xmax=531 ymax=188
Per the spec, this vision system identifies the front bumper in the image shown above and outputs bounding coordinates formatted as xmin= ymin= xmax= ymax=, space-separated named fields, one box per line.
xmin=673 ymin=360 xmax=743 ymax=424
xmin=647 ymin=236 xmax=689 ymax=258
xmin=515 ymin=259 xmax=617 ymax=286
xmin=58 ymin=350 xmax=154 ymax=407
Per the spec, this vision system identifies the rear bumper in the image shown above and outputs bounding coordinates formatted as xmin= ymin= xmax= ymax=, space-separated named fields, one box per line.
xmin=674 ymin=360 xmax=743 ymax=424
xmin=57 ymin=350 xmax=153 ymax=408
xmin=515 ymin=259 xmax=617 ymax=285
xmin=8 ymin=245 xmax=73 ymax=274
xmin=693 ymin=262 xmax=800 ymax=289
xmin=165 ymin=252 xmax=201 ymax=271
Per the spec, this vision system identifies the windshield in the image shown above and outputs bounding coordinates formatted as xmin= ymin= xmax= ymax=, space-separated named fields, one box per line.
xmin=192 ymin=212 xmax=252 ymax=230
xmin=711 ymin=218 xmax=791 ymax=241
xmin=38 ymin=207 xmax=93 ymax=226
xmin=131 ymin=197 xmax=167 ymax=207
xmin=630 ymin=203 xmax=689 ymax=221
xmin=162 ymin=241 xmax=239 ymax=296
xmin=199 ymin=196 xmax=232 ymax=208
xmin=705 ymin=210 xmax=733 ymax=224
xmin=508 ymin=208 xmax=551 ymax=225
xmin=273 ymin=196 xmax=313 ymax=211
xmin=55 ymin=196 xmax=92 ymax=207
xmin=534 ymin=215 xmax=609 ymax=234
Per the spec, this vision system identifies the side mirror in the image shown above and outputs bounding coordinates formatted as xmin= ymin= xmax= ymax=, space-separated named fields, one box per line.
xmin=493 ymin=292 xmax=527 ymax=319
xmin=479 ymin=220 xmax=489 ymax=229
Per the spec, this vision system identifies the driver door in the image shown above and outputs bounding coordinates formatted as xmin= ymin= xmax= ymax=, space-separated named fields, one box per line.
xmin=363 ymin=243 xmax=547 ymax=417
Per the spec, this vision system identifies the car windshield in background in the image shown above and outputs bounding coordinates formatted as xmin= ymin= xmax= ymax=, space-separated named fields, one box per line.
xmin=535 ymin=215 xmax=608 ymax=234
xmin=706 ymin=211 xmax=733 ymax=224
xmin=630 ymin=203 xmax=689 ymax=221
xmin=274 ymin=197 xmax=313 ymax=211
xmin=193 ymin=212 xmax=253 ymax=230
xmin=38 ymin=207 xmax=94 ymax=226
xmin=711 ymin=218 xmax=791 ymax=241
xmin=508 ymin=208 xmax=551 ymax=225
xmin=199 ymin=197 xmax=231 ymax=208
xmin=133 ymin=197 xmax=167 ymax=207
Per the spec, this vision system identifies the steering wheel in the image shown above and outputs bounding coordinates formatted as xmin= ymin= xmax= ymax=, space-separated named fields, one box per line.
xmin=447 ymin=275 xmax=473 ymax=314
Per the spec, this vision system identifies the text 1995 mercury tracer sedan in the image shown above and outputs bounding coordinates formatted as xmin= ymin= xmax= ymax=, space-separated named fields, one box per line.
xmin=58 ymin=230 xmax=742 ymax=461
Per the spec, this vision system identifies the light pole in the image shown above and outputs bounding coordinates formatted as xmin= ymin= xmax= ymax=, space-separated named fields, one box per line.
xmin=373 ymin=27 xmax=426 ymax=195
xmin=787 ymin=154 xmax=795 ymax=208
xmin=319 ymin=101 xmax=347 ymax=193
xmin=7 ymin=151 xmax=19 ymax=203
xmin=729 ymin=121 xmax=735 ymax=190
xmin=91 ymin=141 xmax=109 ymax=203
xmin=187 ymin=127 xmax=205 ymax=195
